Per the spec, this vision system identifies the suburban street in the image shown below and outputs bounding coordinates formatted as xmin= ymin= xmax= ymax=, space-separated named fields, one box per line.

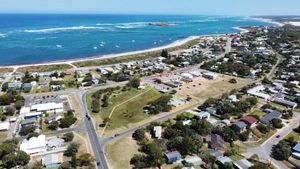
xmin=245 ymin=113 xmax=300 ymax=169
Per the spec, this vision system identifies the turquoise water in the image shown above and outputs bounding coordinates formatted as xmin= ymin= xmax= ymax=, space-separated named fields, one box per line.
xmin=0 ymin=14 xmax=273 ymax=65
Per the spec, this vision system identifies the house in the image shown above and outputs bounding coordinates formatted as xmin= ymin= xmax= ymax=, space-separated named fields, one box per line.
xmin=209 ymin=150 xmax=224 ymax=158
xmin=21 ymin=117 xmax=37 ymax=127
xmin=7 ymin=81 xmax=22 ymax=90
xmin=182 ymin=120 xmax=192 ymax=126
xmin=165 ymin=151 xmax=182 ymax=164
xmin=240 ymin=116 xmax=257 ymax=128
xmin=23 ymin=83 xmax=32 ymax=92
xmin=217 ymin=156 xmax=232 ymax=166
xmin=206 ymin=134 xmax=225 ymax=150
xmin=42 ymin=153 xmax=62 ymax=168
xmin=272 ymin=98 xmax=298 ymax=109
xmin=184 ymin=156 xmax=202 ymax=165
xmin=247 ymin=85 xmax=271 ymax=101
xmin=206 ymin=107 xmax=217 ymax=115
xmin=234 ymin=159 xmax=253 ymax=169
xmin=181 ymin=73 xmax=194 ymax=82
xmin=195 ymin=111 xmax=210 ymax=120
xmin=47 ymin=138 xmax=65 ymax=149
xmin=20 ymin=135 xmax=47 ymax=155
xmin=232 ymin=121 xmax=247 ymax=133
xmin=202 ymin=72 xmax=218 ymax=80
xmin=260 ymin=110 xmax=282 ymax=125
xmin=221 ymin=119 xmax=231 ymax=126
xmin=24 ymin=112 xmax=43 ymax=119
xmin=293 ymin=143 xmax=300 ymax=153
xmin=0 ymin=121 xmax=10 ymax=131
xmin=44 ymin=114 xmax=63 ymax=124
xmin=182 ymin=167 xmax=194 ymax=169
xmin=153 ymin=126 xmax=162 ymax=139
xmin=228 ymin=95 xmax=238 ymax=102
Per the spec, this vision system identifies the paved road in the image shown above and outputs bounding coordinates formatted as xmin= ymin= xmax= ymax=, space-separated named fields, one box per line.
xmin=266 ymin=54 xmax=283 ymax=79
xmin=245 ymin=113 xmax=300 ymax=169
xmin=76 ymin=90 xmax=110 ymax=169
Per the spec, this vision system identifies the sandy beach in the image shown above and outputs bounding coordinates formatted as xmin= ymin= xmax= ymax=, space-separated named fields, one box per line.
xmin=284 ymin=22 xmax=300 ymax=27
xmin=252 ymin=17 xmax=284 ymax=27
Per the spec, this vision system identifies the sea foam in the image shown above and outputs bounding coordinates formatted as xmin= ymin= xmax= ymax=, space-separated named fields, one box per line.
xmin=24 ymin=26 xmax=106 ymax=33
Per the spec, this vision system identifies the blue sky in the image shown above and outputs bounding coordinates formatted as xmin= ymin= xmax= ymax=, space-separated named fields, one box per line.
xmin=0 ymin=0 xmax=299 ymax=15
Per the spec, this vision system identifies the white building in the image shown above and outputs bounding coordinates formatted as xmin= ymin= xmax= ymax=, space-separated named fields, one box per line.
xmin=247 ymin=85 xmax=271 ymax=101
xmin=181 ymin=73 xmax=194 ymax=82
xmin=0 ymin=121 xmax=10 ymax=131
xmin=20 ymin=135 xmax=47 ymax=155
xmin=153 ymin=126 xmax=162 ymax=139
xmin=30 ymin=102 xmax=64 ymax=113
xmin=202 ymin=72 xmax=218 ymax=80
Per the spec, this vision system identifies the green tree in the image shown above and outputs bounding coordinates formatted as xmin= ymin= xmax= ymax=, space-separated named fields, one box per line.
xmin=19 ymin=125 xmax=36 ymax=136
xmin=147 ymin=95 xmax=172 ymax=114
xmin=63 ymin=132 xmax=74 ymax=142
xmin=191 ymin=119 xmax=212 ymax=136
xmin=271 ymin=118 xmax=283 ymax=129
xmin=272 ymin=141 xmax=292 ymax=160
xmin=48 ymin=121 xmax=59 ymax=130
xmin=256 ymin=124 xmax=269 ymax=134
xmin=64 ymin=142 xmax=81 ymax=157
xmin=27 ymin=132 xmax=39 ymax=139
xmin=249 ymin=162 xmax=270 ymax=169
xmin=77 ymin=153 xmax=95 ymax=166
xmin=143 ymin=142 xmax=165 ymax=168
xmin=130 ymin=154 xmax=148 ymax=168
xmin=128 ymin=77 xmax=141 ymax=88
xmin=59 ymin=162 xmax=73 ymax=169
xmin=223 ymin=162 xmax=234 ymax=169
xmin=132 ymin=129 xmax=146 ymax=142
xmin=161 ymin=49 xmax=169 ymax=58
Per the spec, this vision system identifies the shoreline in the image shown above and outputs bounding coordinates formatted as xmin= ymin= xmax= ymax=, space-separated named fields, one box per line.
xmin=251 ymin=17 xmax=285 ymax=27
xmin=0 ymin=34 xmax=218 ymax=69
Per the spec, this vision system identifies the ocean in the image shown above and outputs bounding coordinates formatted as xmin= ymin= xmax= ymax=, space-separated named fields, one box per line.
xmin=0 ymin=14 xmax=274 ymax=66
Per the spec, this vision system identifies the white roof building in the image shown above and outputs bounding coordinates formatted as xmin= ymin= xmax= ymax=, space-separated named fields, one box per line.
xmin=153 ymin=126 xmax=162 ymax=139
xmin=0 ymin=121 xmax=10 ymax=131
xmin=20 ymin=107 xmax=30 ymax=115
xmin=247 ymin=85 xmax=271 ymax=101
xmin=20 ymin=135 xmax=47 ymax=155
xmin=30 ymin=102 xmax=64 ymax=112
xmin=184 ymin=156 xmax=202 ymax=165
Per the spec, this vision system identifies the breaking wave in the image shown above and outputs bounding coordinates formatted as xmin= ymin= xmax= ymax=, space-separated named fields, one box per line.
xmin=0 ymin=33 xmax=7 ymax=38
xmin=24 ymin=26 xmax=106 ymax=33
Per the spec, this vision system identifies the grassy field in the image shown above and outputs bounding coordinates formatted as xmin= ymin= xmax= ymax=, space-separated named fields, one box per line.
xmin=106 ymin=134 xmax=140 ymax=169
xmin=0 ymin=67 xmax=13 ymax=73
xmin=17 ymin=64 xmax=73 ymax=73
xmin=230 ymin=154 xmax=244 ymax=162
xmin=99 ymin=86 xmax=163 ymax=130
xmin=285 ymin=131 xmax=300 ymax=142
xmin=250 ymin=109 xmax=265 ymax=118
xmin=177 ymin=75 xmax=251 ymax=99
xmin=72 ymin=38 xmax=201 ymax=67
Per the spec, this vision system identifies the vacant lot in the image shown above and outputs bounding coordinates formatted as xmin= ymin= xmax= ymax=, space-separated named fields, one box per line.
xmin=17 ymin=64 xmax=73 ymax=73
xmin=92 ymin=86 xmax=163 ymax=132
xmin=177 ymin=74 xmax=251 ymax=99
xmin=285 ymin=131 xmax=300 ymax=142
xmin=250 ymin=109 xmax=265 ymax=118
xmin=0 ymin=67 xmax=13 ymax=73
xmin=106 ymin=134 xmax=140 ymax=169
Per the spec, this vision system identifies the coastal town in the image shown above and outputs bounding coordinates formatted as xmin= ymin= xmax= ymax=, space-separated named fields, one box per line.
xmin=0 ymin=21 xmax=300 ymax=169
